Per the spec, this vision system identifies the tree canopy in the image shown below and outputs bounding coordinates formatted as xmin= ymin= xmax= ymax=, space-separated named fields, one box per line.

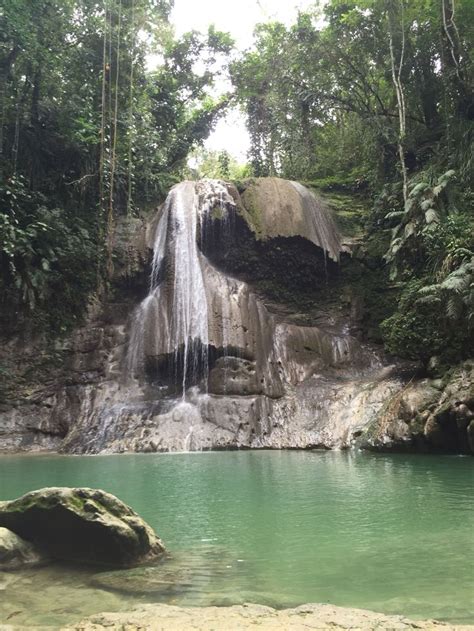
xmin=1 ymin=0 xmax=233 ymax=327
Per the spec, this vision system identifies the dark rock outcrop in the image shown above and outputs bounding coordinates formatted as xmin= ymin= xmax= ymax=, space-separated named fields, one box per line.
xmin=359 ymin=361 xmax=474 ymax=453
xmin=0 ymin=487 xmax=165 ymax=567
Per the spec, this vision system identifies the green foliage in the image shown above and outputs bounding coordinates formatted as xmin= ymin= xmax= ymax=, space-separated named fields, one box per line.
xmin=417 ymin=258 xmax=474 ymax=325
xmin=0 ymin=174 xmax=96 ymax=329
xmin=232 ymin=0 xmax=473 ymax=189
xmin=380 ymin=170 xmax=473 ymax=363
xmin=317 ymin=190 xmax=369 ymax=238
xmin=384 ymin=169 xmax=458 ymax=278
xmin=142 ymin=26 xmax=234 ymax=186
xmin=380 ymin=280 xmax=465 ymax=362
xmin=423 ymin=213 xmax=474 ymax=275
xmin=187 ymin=148 xmax=252 ymax=180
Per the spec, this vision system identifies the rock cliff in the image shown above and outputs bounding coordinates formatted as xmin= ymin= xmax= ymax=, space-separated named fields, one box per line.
xmin=0 ymin=178 xmax=471 ymax=454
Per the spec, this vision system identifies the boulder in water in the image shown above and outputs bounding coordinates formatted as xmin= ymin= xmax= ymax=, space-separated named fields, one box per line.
xmin=0 ymin=526 xmax=45 ymax=570
xmin=0 ymin=487 xmax=164 ymax=567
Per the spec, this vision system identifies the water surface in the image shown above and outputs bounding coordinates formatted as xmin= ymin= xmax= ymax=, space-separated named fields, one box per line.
xmin=0 ymin=451 xmax=472 ymax=627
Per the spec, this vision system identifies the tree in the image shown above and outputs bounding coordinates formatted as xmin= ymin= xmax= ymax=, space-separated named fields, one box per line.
xmin=232 ymin=0 xmax=473 ymax=187
xmin=0 ymin=1 xmax=234 ymax=330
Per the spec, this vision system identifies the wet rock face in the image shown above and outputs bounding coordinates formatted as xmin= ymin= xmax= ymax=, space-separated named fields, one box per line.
xmin=240 ymin=178 xmax=342 ymax=261
xmin=0 ymin=488 xmax=165 ymax=567
xmin=208 ymin=357 xmax=262 ymax=396
xmin=0 ymin=211 xmax=148 ymax=453
xmin=199 ymin=179 xmax=340 ymax=297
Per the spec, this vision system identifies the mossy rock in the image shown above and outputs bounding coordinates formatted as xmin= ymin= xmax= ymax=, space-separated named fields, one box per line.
xmin=0 ymin=487 xmax=165 ymax=567
xmin=319 ymin=190 xmax=370 ymax=239
xmin=239 ymin=178 xmax=341 ymax=262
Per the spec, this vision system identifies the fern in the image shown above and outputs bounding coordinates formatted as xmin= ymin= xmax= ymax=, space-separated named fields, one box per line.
xmin=446 ymin=296 xmax=463 ymax=320
xmin=384 ymin=168 xmax=465 ymax=277
xmin=416 ymin=257 xmax=474 ymax=324
xmin=425 ymin=208 xmax=440 ymax=224
xmin=409 ymin=182 xmax=429 ymax=196
xmin=417 ymin=284 xmax=439 ymax=295
xmin=416 ymin=294 xmax=442 ymax=306
xmin=385 ymin=210 xmax=406 ymax=220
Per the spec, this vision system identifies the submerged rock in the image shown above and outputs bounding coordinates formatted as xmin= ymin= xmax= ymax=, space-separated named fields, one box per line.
xmin=0 ymin=527 xmax=45 ymax=570
xmin=0 ymin=488 xmax=164 ymax=567
xmin=91 ymin=565 xmax=195 ymax=595
xmin=89 ymin=546 xmax=252 ymax=604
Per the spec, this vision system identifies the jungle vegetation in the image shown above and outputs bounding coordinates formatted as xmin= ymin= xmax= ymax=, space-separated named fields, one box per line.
xmin=0 ymin=0 xmax=472 ymax=365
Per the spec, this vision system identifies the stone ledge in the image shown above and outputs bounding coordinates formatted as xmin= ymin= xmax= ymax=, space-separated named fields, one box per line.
xmin=64 ymin=602 xmax=474 ymax=631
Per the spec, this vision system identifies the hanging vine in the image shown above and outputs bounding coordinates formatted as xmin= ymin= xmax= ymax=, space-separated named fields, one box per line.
xmin=105 ymin=0 xmax=122 ymax=277
xmin=442 ymin=0 xmax=462 ymax=83
xmin=97 ymin=0 xmax=111 ymax=286
xmin=99 ymin=1 xmax=108 ymax=211
xmin=127 ymin=0 xmax=136 ymax=216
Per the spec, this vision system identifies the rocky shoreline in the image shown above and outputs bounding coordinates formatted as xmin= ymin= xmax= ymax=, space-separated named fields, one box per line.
xmin=65 ymin=603 xmax=474 ymax=631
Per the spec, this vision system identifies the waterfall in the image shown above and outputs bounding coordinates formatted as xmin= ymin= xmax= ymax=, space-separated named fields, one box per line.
xmin=126 ymin=178 xmax=348 ymax=397
xmin=127 ymin=182 xmax=208 ymax=394
xmin=126 ymin=180 xmax=238 ymax=395
xmin=170 ymin=183 xmax=209 ymax=393
xmin=125 ymin=177 xmax=348 ymax=404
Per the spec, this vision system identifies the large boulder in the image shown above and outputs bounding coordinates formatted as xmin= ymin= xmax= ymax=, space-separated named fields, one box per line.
xmin=0 ymin=487 xmax=164 ymax=567
xmin=0 ymin=526 xmax=45 ymax=570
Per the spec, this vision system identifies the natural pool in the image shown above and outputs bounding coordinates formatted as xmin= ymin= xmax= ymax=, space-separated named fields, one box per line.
xmin=0 ymin=450 xmax=473 ymax=628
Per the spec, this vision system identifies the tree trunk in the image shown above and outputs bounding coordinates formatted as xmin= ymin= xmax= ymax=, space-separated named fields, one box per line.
xmin=387 ymin=0 xmax=408 ymax=203
xmin=0 ymin=47 xmax=20 ymax=177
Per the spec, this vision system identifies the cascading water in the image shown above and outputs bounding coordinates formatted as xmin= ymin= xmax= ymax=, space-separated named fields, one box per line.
xmin=170 ymin=183 xmax=209 ymax=393
xmin=127 ymin=182 xmax=214 ymax=395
